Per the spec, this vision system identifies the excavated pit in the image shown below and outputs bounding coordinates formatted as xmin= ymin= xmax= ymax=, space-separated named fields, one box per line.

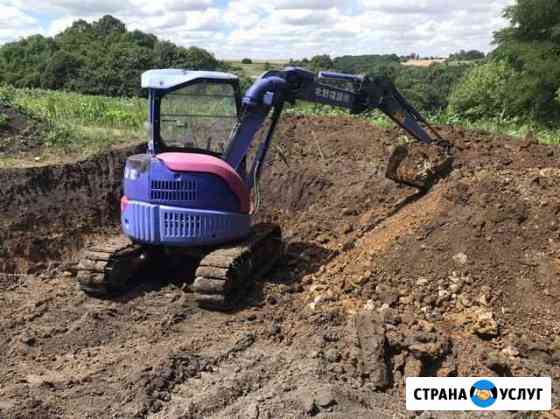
xmin=0 ymin=143 xmax=145 ymax=273
xmin=1 ymin=115 xmax=559 ymax=418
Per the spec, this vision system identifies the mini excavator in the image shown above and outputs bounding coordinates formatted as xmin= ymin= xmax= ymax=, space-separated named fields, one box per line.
xmin=76 ymin=67 xmax=452 ymax=309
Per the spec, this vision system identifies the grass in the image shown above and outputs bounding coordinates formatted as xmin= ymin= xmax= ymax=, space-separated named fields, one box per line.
xmin=6 ymin=87 xmax=146 ymax=129
xmin=225 ymin=59 xmax=289 ymax=79
xmin=431 ymin=113 xmax=560 ymax=145
xmin=1 ymin=82 xmax=557 ymax=167
xmin=0 ymin=84 xmax=146 ymax=162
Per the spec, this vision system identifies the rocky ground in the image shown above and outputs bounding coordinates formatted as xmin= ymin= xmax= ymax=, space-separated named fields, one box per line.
xmin=1 ymin=115 xmax=559 ymax=418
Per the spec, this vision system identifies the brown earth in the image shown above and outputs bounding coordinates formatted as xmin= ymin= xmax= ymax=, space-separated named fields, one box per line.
xmin=0 ymin=103 xmax=51 ymax=156
xmin=0 ymin=142 xmax=145 ymax=273
xmin=1 ymin=115 xmax=559 ymax=418
xmin=401 ymin=59 xmax=446 ymax=68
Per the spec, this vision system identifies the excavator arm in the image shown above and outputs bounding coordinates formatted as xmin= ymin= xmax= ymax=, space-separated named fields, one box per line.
xmin=224 ymin=67 xmax=452 ymax=190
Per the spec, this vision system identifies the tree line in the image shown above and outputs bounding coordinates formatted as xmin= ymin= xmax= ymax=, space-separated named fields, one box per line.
xmin=1 ymin=0 xmax=558 ymax=126
xmin=449 ymin=0 xmax=560 ymax=124
xmin=290 ymin=0 xmax=560 ymax=126
xmin=0 ymin=15 xmax=225 ymax=97
xmin=289 ymin=54 xmax=473 ymax=115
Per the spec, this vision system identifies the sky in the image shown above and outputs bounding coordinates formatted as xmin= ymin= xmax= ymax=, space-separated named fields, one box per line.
xmin=0 ymin=0 xmax=514 ymax=60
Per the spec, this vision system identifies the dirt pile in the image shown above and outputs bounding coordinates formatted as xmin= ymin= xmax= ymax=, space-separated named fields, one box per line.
xmin=1 ymin=115 xmax=559 ymax=417
xmin=260 ymin=118 xmax=560 ymax=396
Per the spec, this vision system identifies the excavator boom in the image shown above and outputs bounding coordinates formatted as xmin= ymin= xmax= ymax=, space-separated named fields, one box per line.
xmin=224 ymin=67 xmax=452 ymax=190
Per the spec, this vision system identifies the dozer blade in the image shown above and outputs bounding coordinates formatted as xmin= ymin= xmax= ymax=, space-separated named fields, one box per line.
xmin=386 ymin=143 xmax=453 ymax=191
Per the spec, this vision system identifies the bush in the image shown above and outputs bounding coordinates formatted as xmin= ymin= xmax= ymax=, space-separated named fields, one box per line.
xmin=449 ymin=50 xmax=485 ymax=61
xmin=0 ymin=113 xmax=9 ymax=129
xmin=0 ymin=84 xmax=15 ymax=105
xmin=448 ymin=61 xmax=518 ymax=120
xmin=241 ymin=58 xmax=252 ymax=64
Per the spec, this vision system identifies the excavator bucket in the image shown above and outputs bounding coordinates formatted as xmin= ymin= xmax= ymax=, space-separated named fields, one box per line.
xmin=386 ymin=142 xmax=453 ymax=191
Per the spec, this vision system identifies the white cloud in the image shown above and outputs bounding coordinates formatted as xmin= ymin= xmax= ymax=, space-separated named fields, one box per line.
xmin=0 ymin=0 xmax=515 ymax=59
xmin=273 ymin=0 xmax=347 ymax=10
xmin=0 ymin=5 xmax=42 ymax=42
xmin=276 ymin=10 xmax=335 ymax=26
xmin=161 ymin=0 xmax=213 ymax=12
xmin=9 ymin=0 xmax=133 ymax=16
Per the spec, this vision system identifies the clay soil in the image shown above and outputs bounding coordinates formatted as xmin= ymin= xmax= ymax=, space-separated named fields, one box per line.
xmin=1 ymin=115 xmax=560 ymax=418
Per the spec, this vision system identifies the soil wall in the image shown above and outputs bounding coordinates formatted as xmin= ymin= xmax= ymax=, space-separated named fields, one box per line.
xmin=0 ymin=143 xmax=145 ymax=273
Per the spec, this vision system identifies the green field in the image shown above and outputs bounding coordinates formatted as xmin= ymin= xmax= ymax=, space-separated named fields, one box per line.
xmin=0 ymin=85 xmax=146 ymax=164
xmin=1 ymin=82 xmax=559 ymax=167
xmin=225 ymin=60 xmax=289 ymax=79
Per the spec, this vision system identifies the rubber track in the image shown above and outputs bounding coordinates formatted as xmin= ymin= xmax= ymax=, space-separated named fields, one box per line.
xmin=192 ymin=223 xmax=283 ymax=310
xmin=76 ymin=235 xmax=144 ymax=296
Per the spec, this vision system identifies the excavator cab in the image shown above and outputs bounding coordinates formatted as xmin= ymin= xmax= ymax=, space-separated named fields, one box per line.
xmin=143 ymin=69 xmax=242 ymax=157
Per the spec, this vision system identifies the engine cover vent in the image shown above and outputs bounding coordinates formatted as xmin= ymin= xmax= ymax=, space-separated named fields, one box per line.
xmin=150 ymin=179 xmax=198 ymax=202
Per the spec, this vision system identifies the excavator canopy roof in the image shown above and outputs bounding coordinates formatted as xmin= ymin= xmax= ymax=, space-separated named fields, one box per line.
xmin=141 ymin=69 xmax=238 ymax=90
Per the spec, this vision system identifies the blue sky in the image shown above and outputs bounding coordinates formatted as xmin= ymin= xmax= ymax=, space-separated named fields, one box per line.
xmin=0 ymin=0 xmax=513 ymax=59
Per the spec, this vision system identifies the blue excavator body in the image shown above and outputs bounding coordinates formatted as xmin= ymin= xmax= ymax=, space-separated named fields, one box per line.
xmin=78 ymin=66 xmax=452 ymax=308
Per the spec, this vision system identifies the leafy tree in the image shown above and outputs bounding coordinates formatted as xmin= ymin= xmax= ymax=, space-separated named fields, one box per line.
xmin=448 ymin=0 xmax=560 ymax=123
xmin=174 ymin=46 xmax=220 ymax=70
xmin=495 ymin=0 xmax=560 ymax=43
xmin=0 ymin=15 xmax=226 ymax=97
xmin=0 ymin=35 xmax=56 ymax=88
xmin=93 ymin=15 xmax=126 ymax=37
xmin=448 ymin=61 xmax=518 ymax=119
xmin=490 ymin=0 xmax=560 ymax=122
xmin=309 ymin=55 xmax=333 ymax=71
xmin=396 ymin=63 xmax=470 ymax=114
xmin=40 ymin=51 xmax=81 ymax=90
xmin=449 ymin=50 xmax=485 ymax=61
xmin=241 ymin=58 xmax=252 ymax=64
xmin=331 ymin=54 xmax=400 ymax=74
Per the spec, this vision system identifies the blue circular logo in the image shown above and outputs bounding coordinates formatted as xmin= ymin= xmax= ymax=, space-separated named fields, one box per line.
xmin=470 ymin=380 xmax=498 ymax=408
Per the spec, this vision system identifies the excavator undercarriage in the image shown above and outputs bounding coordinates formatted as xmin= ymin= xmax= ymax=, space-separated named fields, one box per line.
xmin=76 ymin=224 xmax=282 ymax=310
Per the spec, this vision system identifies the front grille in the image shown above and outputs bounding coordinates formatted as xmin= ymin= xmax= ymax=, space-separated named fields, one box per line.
xmin=150 ymin=179 xmax=197 ymax=202
xmin=162 ymin=212 xmax=200 ymax=238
